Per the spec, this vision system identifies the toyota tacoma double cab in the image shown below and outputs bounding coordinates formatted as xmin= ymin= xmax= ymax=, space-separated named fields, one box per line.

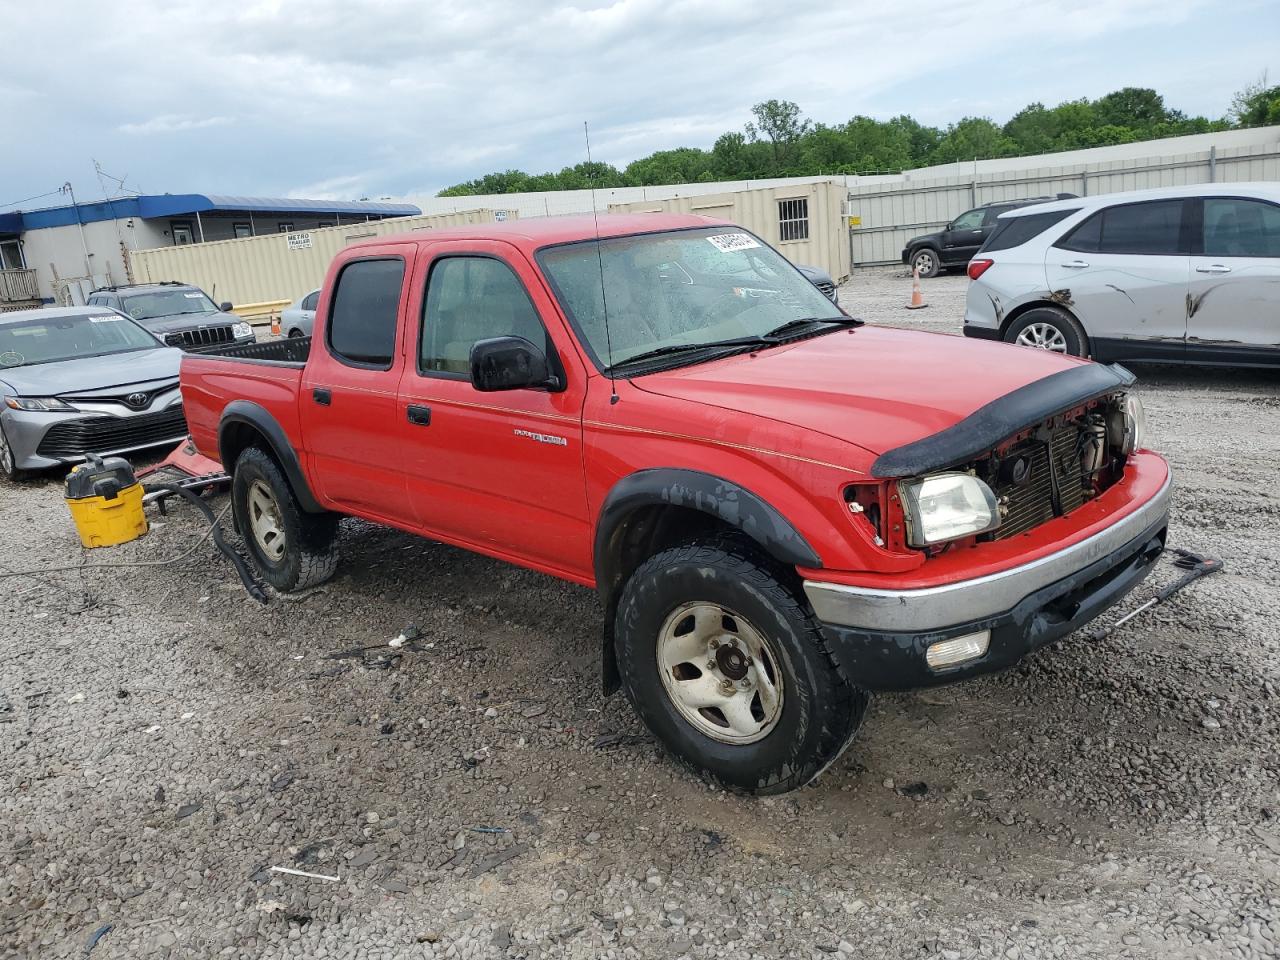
xmin=180 ymin=213 xmax=1171 ymax=794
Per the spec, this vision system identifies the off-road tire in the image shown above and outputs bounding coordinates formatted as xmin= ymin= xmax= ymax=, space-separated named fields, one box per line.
xmin=0 ymin=421 xmax=28 ymax=482
xmin=614 ymin=536 xmax=869 ymax=794
xmin=911 ymin=247 xmax=941 ymax=278
xmin=1004 ymin=306 xmax=1088 ymax=357
xmin=231 ymin=446 xmax=339 ymax=592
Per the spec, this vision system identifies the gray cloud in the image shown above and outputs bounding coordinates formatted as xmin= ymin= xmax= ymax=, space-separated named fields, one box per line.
xmin=3 ymin=0 xmax=1272 ymax=205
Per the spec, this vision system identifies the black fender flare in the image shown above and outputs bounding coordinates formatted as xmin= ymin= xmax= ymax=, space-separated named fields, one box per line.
xmin=593 ymin=468 xmax=821 ymax=598
xmin=218 ymin=400 xmax=324 ymax=513
xmin=593 ymin=468 xmax=821 ymax=695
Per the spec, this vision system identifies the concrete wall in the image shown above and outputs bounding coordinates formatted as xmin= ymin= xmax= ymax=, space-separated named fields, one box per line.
xmin=609 ymin=181 xmax=851 ymax=281
xmin=127 ymin=208 xmax=517 ymax=306
xmin=848 ymin=132 xmax=1280 ymax=267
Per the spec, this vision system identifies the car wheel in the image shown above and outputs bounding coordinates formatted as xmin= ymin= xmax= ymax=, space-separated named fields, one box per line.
xmin=231 ymin=446 xmax=339 ymax=592
xmin=288 ymin=329 xmax=304 ymax=339
xmin=911 ymin=248 xmax=941 ymax=278
xmin=614 ymin=536 xmax=869 ymax=794
xmin=1005 ymin=307 xmax=1088 ymax=357
xmin=0 ymin=421 xmax=28 ymax=482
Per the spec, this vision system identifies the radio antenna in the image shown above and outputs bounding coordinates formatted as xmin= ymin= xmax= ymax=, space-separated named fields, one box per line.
xmin=584 ymin=121 xmax=619 ymax=405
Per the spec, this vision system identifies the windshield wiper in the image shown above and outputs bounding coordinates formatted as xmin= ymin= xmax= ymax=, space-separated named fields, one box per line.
xmin=610 ymin=316 xmax=864 ymax=372
xmin=762 ymin=315 xmax=862 ymax=339
xmin=610 ymin=335 xmax=774 ymax=370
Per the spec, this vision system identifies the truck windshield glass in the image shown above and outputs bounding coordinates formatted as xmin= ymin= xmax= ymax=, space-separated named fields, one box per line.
xmin=121 ymin=289 xmax=217 ymax=321
xmin=538 ymin=228 xmax=840 ymax=370
xmin=0 ymin=313 xmax=159 ymax=367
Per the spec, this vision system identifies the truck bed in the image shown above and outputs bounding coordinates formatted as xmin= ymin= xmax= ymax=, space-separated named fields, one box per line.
xmin=196 ymin=335 xmax=311 ymax=365
xmin=178 ymin=336 xmax=309 ymax=465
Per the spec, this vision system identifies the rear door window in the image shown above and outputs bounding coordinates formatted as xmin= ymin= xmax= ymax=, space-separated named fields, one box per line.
xmin=1059 ymin=200 xmax=1186 ymax=255
xmin=1202 ymin=197 xmax=1280 ymax=257
xmin=981 ymin=209 xmax=1077 ymax=252
xmin=326 ymin=258 xmax=405 ymax=368
xmin=302 ymin=291 xmax=320 ymax=311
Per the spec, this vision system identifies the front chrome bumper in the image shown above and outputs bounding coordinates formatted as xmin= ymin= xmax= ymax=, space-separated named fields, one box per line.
xmin=804 ymin=472 xmax=1173 ymax=633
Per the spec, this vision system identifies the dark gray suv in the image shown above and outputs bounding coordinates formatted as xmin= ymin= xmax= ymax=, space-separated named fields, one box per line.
xmin=86 ymin=282 xmax=256 ymax=351
xmin=902 ymin=194 xmax=1078 ymax=277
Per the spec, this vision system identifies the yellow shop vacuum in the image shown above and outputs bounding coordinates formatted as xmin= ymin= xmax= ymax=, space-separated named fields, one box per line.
xmin=64 ymin=454 xmax=148 ymax=548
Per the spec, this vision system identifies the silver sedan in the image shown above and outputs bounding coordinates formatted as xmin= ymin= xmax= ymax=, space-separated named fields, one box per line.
xmin=0 ymin=307 xmax=186 ymax=480
xmin=281 ymin=289 xmax=320 ymax=338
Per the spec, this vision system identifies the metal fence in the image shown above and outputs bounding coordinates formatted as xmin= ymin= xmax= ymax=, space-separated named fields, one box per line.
xmin=847 ymin=140 xmax=1280 ymax=267
xmin=0 ymin=267 xmax=39 ymax=304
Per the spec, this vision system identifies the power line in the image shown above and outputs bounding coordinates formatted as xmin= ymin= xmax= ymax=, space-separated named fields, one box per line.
xmin=0 ymin=188 xmax=66 ymax=210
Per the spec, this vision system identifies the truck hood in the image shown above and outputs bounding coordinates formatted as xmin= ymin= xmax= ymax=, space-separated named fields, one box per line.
xmin=134 ymin=310 xmax=232 ymax=336
xmin=631 ymin=326 xmax=1090 ymax=459
xmin=0 ymin=347 xmax=182 ymax=397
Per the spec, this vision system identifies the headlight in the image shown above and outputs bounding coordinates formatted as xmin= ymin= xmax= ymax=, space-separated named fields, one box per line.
xmin=1108 ymin=394 xmax=1146 ymax=455
xmin=4 ymin=396 xmax=77 ymax=412
xmin=899 ymin=472 xmax=1000 ymax=547
xmin=232 ymin=321 xmax=254 ymax=339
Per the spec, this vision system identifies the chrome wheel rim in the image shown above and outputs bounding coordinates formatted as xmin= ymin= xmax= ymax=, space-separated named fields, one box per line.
xmin=914 ymin=252 xmax=934 ymax=273
xmin=1015 ymin=322 xmax=1068 ymax=353
xmin=656 ymin=602 xmax=784 ymax=745
xmin=247 ymin=479 xmax=287 ymax=561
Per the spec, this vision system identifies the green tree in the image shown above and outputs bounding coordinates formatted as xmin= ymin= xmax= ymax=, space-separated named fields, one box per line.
xmin=1092 ymin=87 xmax=1169 ymax=130
xmin=745 ymin=99 xmax=812 ymax=173
xmin=930 ymin=117 xmax=1017 ymax=164
xmin=1230 ymin=74 xmax=1280 ymax=127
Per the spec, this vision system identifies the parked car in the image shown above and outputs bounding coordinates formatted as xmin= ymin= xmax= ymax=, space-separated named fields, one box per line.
xmin=902 ymin=194 xmax=1078 ymax=278
xmin=964 ymin=182 xmax=1280 ymax=366
xmin=87 ymin=281 xmax=255 ymax=352
xmin=796 ymin=264 xmax=839 ymax=304
xmin=181 ymin=214 xmax=1168 ymax=794
xmin=282 ymin=289 xmax=321 ymax=338
xmin=0 ymin=306 xmax=187 ymax=479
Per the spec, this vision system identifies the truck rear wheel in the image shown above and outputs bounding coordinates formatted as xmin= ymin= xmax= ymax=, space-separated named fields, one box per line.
xmin=614 ymin=537 xmax=869 ymax=794
xmin=231 ymin=446 xmax=339 ymax=592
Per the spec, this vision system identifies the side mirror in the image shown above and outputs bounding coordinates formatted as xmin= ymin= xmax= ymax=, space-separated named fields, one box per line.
xmin=219 ymin=301 xmax=234 ymax=312
xmin=470 ymin=336 xmax=560 ymax=392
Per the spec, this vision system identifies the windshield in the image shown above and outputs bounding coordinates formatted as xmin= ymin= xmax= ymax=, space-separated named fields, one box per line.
xmin=0 ymin=312 xmax=161 ymax=368
xmin=121 ymin=288 xmax=217 ymax=321
xmin=538 ymin=227 xmax=841 ymax=370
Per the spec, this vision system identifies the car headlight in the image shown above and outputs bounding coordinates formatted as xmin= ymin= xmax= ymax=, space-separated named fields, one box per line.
xmin=4 ymin=396 xmax=77 ymax=412
xmin=1107 ymin=394 xmax=1146 ymax=455
xmin=232 ymin=321 xmax=254 ymax=339
xmin=899 ymin=472 xmax=1000 ymax=547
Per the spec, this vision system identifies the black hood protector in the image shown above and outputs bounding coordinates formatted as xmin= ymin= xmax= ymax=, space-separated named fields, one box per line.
xmin=870 ymin=363 xmax=1135 ymax=479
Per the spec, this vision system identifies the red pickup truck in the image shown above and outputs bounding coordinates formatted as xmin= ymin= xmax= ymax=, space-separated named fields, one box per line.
xmin=181 ymin=213 xmax=1171 ymax=794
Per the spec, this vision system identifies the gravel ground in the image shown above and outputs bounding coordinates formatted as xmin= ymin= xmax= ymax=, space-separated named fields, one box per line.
xmin=2 ymin=268 xmax=1278 ymax=959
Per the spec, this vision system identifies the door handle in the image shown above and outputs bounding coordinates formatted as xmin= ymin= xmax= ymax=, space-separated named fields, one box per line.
xmin=406 ymin=403 xmax=431 ymax=426
xmin=312 ymin=387 xmax=331 ymax=406
xmin=1195 ymin=264 xmax=1231 ymax=274
xmin=1060 ymin=260 xmax=1089 ymax=269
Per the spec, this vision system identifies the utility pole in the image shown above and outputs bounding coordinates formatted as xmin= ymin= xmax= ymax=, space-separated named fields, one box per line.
xmin=62 ymin=182 xmax=93 ymax=281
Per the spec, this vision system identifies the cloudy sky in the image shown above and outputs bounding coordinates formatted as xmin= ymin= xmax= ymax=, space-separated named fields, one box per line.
xmin=3 ymin=0 xmax=1276 ymax=208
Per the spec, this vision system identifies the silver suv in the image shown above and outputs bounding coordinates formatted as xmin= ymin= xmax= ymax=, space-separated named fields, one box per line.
xmin=963 ymin=183 xmax=1280 ymax=366
xmin=87 ymin=282 xmax=256 ymax=352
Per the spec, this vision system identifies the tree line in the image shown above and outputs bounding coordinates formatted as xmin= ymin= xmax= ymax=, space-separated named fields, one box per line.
xmin=437 ymin=81 xmax=1280 ymax=197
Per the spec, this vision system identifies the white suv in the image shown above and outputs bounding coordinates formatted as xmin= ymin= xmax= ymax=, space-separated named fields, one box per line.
xmin=963 ymin=183 xmax=1280 ymax=367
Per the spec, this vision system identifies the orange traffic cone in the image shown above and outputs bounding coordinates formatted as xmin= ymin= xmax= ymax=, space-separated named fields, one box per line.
xmin=270 ymin=314 xmax=281 ymax=337
xmin=905 ymin=266 xmax=928 ymax=310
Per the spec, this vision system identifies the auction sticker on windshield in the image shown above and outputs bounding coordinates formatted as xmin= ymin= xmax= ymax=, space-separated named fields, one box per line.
xmin=707 ymin=233 xmax=761 ymax=253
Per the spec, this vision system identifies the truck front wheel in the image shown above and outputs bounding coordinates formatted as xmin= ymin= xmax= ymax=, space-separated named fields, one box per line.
xmin=614 ymin=537 xmax=869 ymax=794
xmin=231 ymin=446 xmax=339 ymax=592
